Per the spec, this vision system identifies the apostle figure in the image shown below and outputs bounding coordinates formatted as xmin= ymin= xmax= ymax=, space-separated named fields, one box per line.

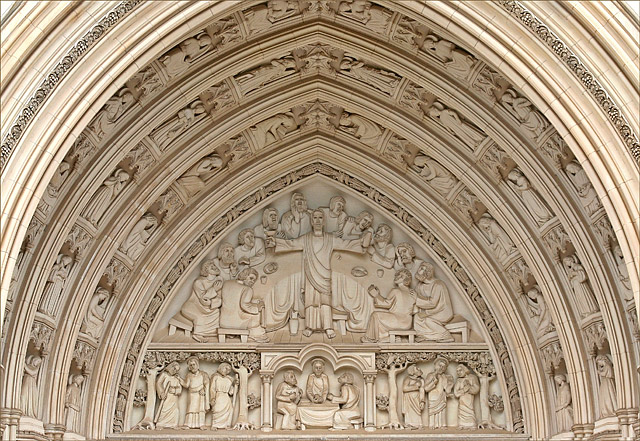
xmin=235 ymin=228 xmax=266 ymax=268
xmin=181 ymin=356 xmax=209 ymax=429
xmin=368 ymin=223 xmax=395 ymax=269
xmin=321 ymin=195 xmax=348 ymax=233
xmin=21 ymin=354 xmax=42 ymax=418
xmin=554 ymin=374 xmax=573 ymax=432
xmin=361 ymin=269 xmax=415 ymax=343
xmin=595 ymin=355 xmax=617 ymax=418
xmin=180 ymin=259 xmax=223 ymax=342
xmin=219 ymin=268 xmax=269 ymax=342
xmin=563 ymin=255 xmax=599 ymax=318
xmin=254 ymin=207 xmax=282 ymax=239
xmin=328 ymin=373 xmax=361 ymax=430
xmin=275 ymin=370 xmax=303 ymax=430
xmin=210 ymin=362 xmax=236 ymax=429
xmin=81 ymin=168 xmax=130 ymax=226
xmin=38 ymin=253 xmax=74 ymax=317
xmin=413 ymin=262 xmax=454 ymax=342
xmin=65 ymin=375 xmax=84 ymax=433
xmin=213 ymin=242 xmax=238 ymax=281
xmin=402 ymin=364 xmax=425 ymax=428
xmin=82 ymin=287 xmax=110 ymax=339
xmin=271 ymin=209 xmax=369 ymax=338
xmin=526 ymin=286 xmax=555 ymax=337
xmin=394 ymin=242 xmax=424 ymax=281
xmin=424 ymin=357 xmax=453 ymax=428
xmin=339 ymin=210 xmax=374 ymax=240
xmin=121 ymin=212 xmax=158 ymax=260
xmin=305 ymin=359 xmax=330 ymax=404
xmin=154 ymin=362 xmax=182 ymax=429
xmin=454 ymin=364 xmax=479 ymax=429
xmin=281 ymin=192 xmax=312 ymax=239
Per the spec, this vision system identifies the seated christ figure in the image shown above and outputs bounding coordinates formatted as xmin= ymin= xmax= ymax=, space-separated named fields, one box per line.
xmin=270 ymin=208 xmax=370 ymax=338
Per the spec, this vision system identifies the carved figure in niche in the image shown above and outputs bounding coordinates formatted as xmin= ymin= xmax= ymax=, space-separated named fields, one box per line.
xmin=81 ymin=168 xmax=130 ymax=226
xmin=427 ymin=103 xmax=485 ymax=149
xmin=152 ymin=101 xmax=206 ymax=149
xmin=320 ymin=195 xmax=348 ymax=233
xmin=281 ymin=192 xmax=312 ymax=239
xmin=272 ymin=209 xmax=369 ymax=338
xmin=336 ymin=0 xmax=390 ymax=33
xmin=306 ymin=359 xmax=330 ymax=404
xmin=181 ymin=356 xmax=210 ymax=429
xmin=338 ymin=112 xmax=382 ymax=147
xmin=82 ymin=287 xmax=110 ymax=339
xmin=562 ymin=255 xmax=599 ymax=318
xmin=177 ymin=154 xmax=223 ymax=197
xmin=424 ymin=357 xmax=453 ymax=429
xmin=595 ymin=355 xmax=617 ymax=418
xmin=254 ymin=207 xmax=283 ymax=239
xmin=507 ymin=168 xmax=553 ymax=225
xmin=500 ymin=89 xmax=548 ymax=139
xmin=368 ymin=223 xmax=395 ymax=269
xmin=412 ymin=154 xmax=457 ymax=196
xmin=219 ymin=268 xmax=269 ymax=342
xmin=328 ymin=372 xmax=361 ymax=430
xmin=612 ymin=244 xmax=633 ymax=296
xmin=89 ymin=90 xmax=135 ymax=139
xmin=210 ymin=362 xmax=237 ymax=429
xmin=154 ymin=362 xmax=182 ymax=428
xmin=413 ymin=262 xmax=454 ymax=342
xmin=564 ymin=161 xmax=601 ymax=215
xmin=38 ymin=254 xmax=73 ymax=316
xmin=21 ymin=354 xmax=42 ymax=418
xmin=252 ymin=113 xmax=299 ymax=148
xmin=338 ymin=56 xmax=400 ymax=95
xmin=339 ymin=210 xmax=374 ymax=240
xmin=64 ymin=374 xmax=84 ymax=433
xmin=394 ymin=242 xmax=424 ymax=279
xmin=47 ymin=159 xmax=72 ymax=198
xmin=236 ymin=57 xmax=297 ymax=94
xmin=420 ymin=36 xmax=474 ymax=78
xmin=554 ymin=374 xmax=573 ymax=432
xmin=213 ymin=242 xmax=239 ymax=281
xmin=121 ymin=213 xmax=158 ymax=260
xmin=526 ymin=286 xmax=555 ymax=337
xmin=402 ymin=365 xmax=425 ymax=428
xmin=477 ymin=213 xmax=516 ymax=263
xmin=235 ymin=229 xmax=266 ymax=268
xmin=361 ymin=269 xmax=415 ymax=343
xmin=162 ymin=33 xmax=213 ymax=78
xmin=180 ymin=259 xmax=223 ymax=342
xmin=275 ymin=370 xmax=303 ymax=430
xmin=454 ymin=364 xmax=479 ymax=429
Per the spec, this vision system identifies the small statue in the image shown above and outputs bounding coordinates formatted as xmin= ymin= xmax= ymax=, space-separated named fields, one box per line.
xmin=305 ymin=358 xmax=330 ymax=404
xmin=275 ymin=370 xmax=303 ymax=430
xmin=181 ymin=356 xmax=209 ymax=429
xmin=154 ymin=362 xmax=182 ymax=429
xmin=210 ymin=362 xmax=237 ymax=429
xmin=402 ymin=365 xmax=425 ymax=428
xmin=454 ymin=364 xmax=480 ymax=429
xmin=328 ymin=373 xmax=361 ymax=430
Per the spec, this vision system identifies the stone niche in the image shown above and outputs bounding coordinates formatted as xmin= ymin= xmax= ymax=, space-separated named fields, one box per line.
xmin=121 ymin=179 xmax=521 ymax=439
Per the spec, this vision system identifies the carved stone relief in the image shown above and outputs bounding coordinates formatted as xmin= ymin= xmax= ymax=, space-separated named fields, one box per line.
xmin=120 ymin=213 xmax=159 ymax=260
xmin=37 ymin=253 xmax=74 ymax=317
xmin=81 ymin=167 xmax=131 ymax=227
xmin=562 ymin=254 xmax=599 ymax=319
xmin=564 ymin=160 xmax=602 ymax=216
xmin=150 ymin=100 xmax=207 ymax=151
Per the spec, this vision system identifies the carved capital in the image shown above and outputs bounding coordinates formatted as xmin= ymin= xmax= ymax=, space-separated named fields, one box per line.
xmin=364 ymin=374 xmax=376 ymax=383
xmin=583 ymin=320 xmax=608 ymax=357
xmin=73 ymin=339 xmax=97 ymax=373
xmin=30 ymin=320 xmax=54 ymax=356
xmin=259 ymin=373 xmax=274 ymax=383
xmin=539 ymin=340 xmax=564 ymax=375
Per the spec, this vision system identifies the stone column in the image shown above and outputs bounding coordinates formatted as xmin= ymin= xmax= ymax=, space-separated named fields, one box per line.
xmin=260 ymin=373 xmax=274 ymax=432
xmin=44 ymin=423 xmax=66 ymax=440
xmin=0 ymin=408 xmax=22 ymax=441
xmin=364 ymin=373 xmax=376 ymax=431
xmin=479 ymin=373 xmax=490 ymax=426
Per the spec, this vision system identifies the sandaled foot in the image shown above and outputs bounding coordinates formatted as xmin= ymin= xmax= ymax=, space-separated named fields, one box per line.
xmin=302 ymin=328 xmax=313 ymax=337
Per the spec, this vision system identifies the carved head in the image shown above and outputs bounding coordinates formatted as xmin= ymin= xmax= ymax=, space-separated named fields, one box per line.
xmin=187 ymin=356 xmax=200 ymax=373
xmin=562 ymin=255 xmax=575 ymax=270
xmin=218 ymin=362 xmax=232 ymax=376
xmin=595 ymin=355 xmax=612 ymax=376
xmin=338 ymin=372 xmax=354 ymax=385
xmin=142 ymin=212 xmax=158 ymax=228
xmin=355 ymin=211 xmax=373 ymax=230
xmin=456 ymin=363 xmax=469 ymax=378
xmin=238 ymin=268 xmax=259 ymax=287
xmin=166 ymin=361 xmax=180 ymax=376
xmin=291 ymin=192 xmax=307 ymax=213
xmin=217 ymin=243 xmax=236 ymax=265
xmin=408 ymin=364 xmax=423 ymax=378
xmin=311 ymin=209 xmax=325 ymax=233
xmin=70 ymin=374 xmax=85 ymax=387
xmin=434 ymin=357 xmax=449 ymax=374
xmin=329 ymin=196 xmax=346 ymax=214
xmin=238 ymin=228 xmax=255 ymax=248
xmin=526 ymin=286 xmax=541 ymax=301
xmin=553 ymin=374 xmax=567 ymax=387
xmin=394 ymin=269 xmax=412 ymax=287
xmin=201 ymin=259 xmax=220 ymax=277
xmin=284 ymin=369 xmax=297 ymax=385
xmin=311 ymin=358 xmax=325 ymax=376
xmin=396 ymin=242 xmax=415 ymax=264
xmin=374 ymin=223 xmax=392 ymax=243
xmin=26 ymin=354 xmax=42 ymax=369
xmin=263 ymin=208 xmax=279 ymax=230
xmin=415 ymin=262 xmax=435 ymax=282
xmin=564 ymin=161 xmax=580 ymax=175
xmin=116 ymin=169 xmax=130 ymax=183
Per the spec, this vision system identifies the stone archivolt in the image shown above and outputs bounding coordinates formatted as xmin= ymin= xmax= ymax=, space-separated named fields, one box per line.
xmin=2 ymin=2 xmax=637 ymax=441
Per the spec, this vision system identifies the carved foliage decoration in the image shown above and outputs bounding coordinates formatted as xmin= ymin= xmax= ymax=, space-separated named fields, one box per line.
xmin=583 ymin=320 xmax=608 ymax=357
xmin=30 ymin=321 xmax=54 ymax=356
xmin=113 ymin=162 xmax=524 ymax=433
xmin=73 ymin=339 xmax=97 ymax=373
xmin=539 ymin=340 xmax=564 ymax=374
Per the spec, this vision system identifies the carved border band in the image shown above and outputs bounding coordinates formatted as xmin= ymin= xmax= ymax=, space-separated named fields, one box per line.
xmin=113 ymin=162 xmax=524 ymax=433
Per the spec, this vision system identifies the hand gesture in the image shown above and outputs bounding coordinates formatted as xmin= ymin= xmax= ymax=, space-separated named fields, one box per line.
xmin=367 ymin=284 xmax=379 ymax=297
xmin=213 ymin=279 xmax=223 ymax=291
xmin=265 ymin=236 xmax=276 ymax=248
xmin=238 ymin=257 xmax=250 ymax=265
xmin=419 ymin=401 xmax=425 ymax=411
xmin=327 ymin=393 xmax=334 ymax=401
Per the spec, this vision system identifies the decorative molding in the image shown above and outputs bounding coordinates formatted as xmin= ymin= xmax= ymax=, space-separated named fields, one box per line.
xmin=499 ymin=1 xmax=640 ymax=163
xmin=0 ymin=1 xmax=143 ymax=171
